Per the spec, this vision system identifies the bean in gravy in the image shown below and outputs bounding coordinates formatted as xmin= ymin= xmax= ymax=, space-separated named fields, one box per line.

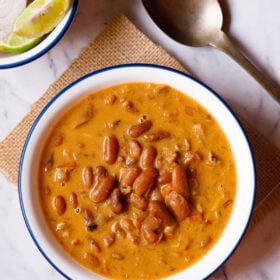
xmin=39 ymin=82 xmax=236 ymax=279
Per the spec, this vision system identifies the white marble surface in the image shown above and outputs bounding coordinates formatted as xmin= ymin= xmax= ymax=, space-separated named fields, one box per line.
xmin=0 ymin=0 xmax=279 ymax=279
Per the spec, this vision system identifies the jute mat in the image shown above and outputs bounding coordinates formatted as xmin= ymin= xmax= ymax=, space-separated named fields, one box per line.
xmin=0 ymin=14 xmax=279 ymax=229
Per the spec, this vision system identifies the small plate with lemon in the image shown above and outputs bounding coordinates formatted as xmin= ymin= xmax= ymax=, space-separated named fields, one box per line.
xmin=0 ymin=0 xmax=79 ymax=69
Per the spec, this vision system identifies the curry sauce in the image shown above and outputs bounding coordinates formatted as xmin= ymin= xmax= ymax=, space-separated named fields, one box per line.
xmin=39 ymin=82 xmax=236 ymax=279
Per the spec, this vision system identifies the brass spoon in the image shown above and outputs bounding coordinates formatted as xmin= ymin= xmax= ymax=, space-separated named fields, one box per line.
xmin=142 ymin=0 xmax=280 ymax=104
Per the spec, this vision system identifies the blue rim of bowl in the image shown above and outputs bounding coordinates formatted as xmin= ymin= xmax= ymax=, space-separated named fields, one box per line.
xmin=18 ymin=63 xmax=256 ymax=280
xmin=0 ymin=0 xmax=79 ymax=69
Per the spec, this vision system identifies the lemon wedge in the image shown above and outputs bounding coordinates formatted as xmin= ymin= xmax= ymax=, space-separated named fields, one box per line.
xmin=0 ymin=32 xmax=44 ymax=53
xmin=13 ymin=0 xmax=72 ymax=38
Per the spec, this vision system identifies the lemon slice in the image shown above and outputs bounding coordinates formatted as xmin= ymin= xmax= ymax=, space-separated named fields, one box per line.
xmin=0 ymin=32 xmax=44 ymax=53
xmin=13 ymin=0 xmax=72 ymax=38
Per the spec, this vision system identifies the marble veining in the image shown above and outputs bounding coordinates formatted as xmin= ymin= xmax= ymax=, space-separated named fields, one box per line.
xmin=0 ymin=0 xmax=280 ymax=279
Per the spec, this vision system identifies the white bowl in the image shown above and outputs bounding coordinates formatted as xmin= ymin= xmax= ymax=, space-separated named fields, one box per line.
xmin=18 ymin=64 xmax=256 ymax=280
xmin=0 ymin=0 xmax=79 ymax=69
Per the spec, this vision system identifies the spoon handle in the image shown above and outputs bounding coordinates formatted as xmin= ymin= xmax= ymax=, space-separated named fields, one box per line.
xmin=210 ymin=31 xmax=280 ymax=104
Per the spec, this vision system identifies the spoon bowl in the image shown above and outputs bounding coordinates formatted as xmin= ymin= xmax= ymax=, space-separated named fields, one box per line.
xmin=143 ymin=0 xmax=222 ymax=47
xmin=142 ymin=0 xmax=280 ymax=104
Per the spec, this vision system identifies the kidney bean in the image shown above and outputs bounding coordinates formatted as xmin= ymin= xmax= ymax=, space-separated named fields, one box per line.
xmin=84 ymin=208 xmax=97 ymax=231
xmin=149 ymin=187 xmax=164 ymax=202
xmin=84 ymin=252 xmax=100 ymax=267
xmin=140 ymin=145 xmax=157 ymax=169
xmin=165 ymin=191 xmax=190 ymax=221
xmin=163 ymin=224 xmax=177 ymax=239
xmin=94 ymin=165 xmax=107 ymax=177
xmin=69 ymin=192 xmax=78 ymax=209
xmin=158 ymin=169 xmax=172 ymax=185
xmin=89 ymin=176 xmax=115 ymax=203
xmin=148 ymin=200 xmax=176 ymax=226
xmin=125 ymin=155 xmax=138 ymax=167
xmin=121 ymin=100 xmax=138 ymax=113
xmin=127 ymin=120 xmax=152 ymax=138
xmin=133 ymin=167 xmax=157 ymax=197
xmin=160 ymin=184 xmax=173 ymax=197
xmin=130 ymin=193 xmax=148 ymax=210
xmin=172 ymin=165 xmax=189 ymax=198
xmin=119 ymin=217 xmax=135 ymax=232
xmin=103 ymin=135 xmax=119 ymax=164
xmin=109 ymin=188 xmax=123 ymax=214
xmin=141 ymin=215 xmax=162 ymax=244
xmin=53 ymin=195 xmax=66 ymax=215
xmin=143 ymin=130 xmax=171 ymax=142
xmin=82 ymin=166 xmax=93 ymax=188
xmin=128 ymin=140 xmax=142 ymax=159
xmin=119 ymin=167 xmax=140 ymax=188
xmin=84 ymin=208 xmax=94 ymax=223
xmin=89 ymin=238 xmax=102 ymax=253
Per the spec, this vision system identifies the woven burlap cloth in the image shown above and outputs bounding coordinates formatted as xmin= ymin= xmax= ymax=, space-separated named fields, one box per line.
xmin=0 ymin=14 xmax=279 ymax=229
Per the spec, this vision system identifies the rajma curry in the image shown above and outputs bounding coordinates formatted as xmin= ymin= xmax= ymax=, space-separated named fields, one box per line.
xmin=39 ymin=82 xmax=236 ymax=279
